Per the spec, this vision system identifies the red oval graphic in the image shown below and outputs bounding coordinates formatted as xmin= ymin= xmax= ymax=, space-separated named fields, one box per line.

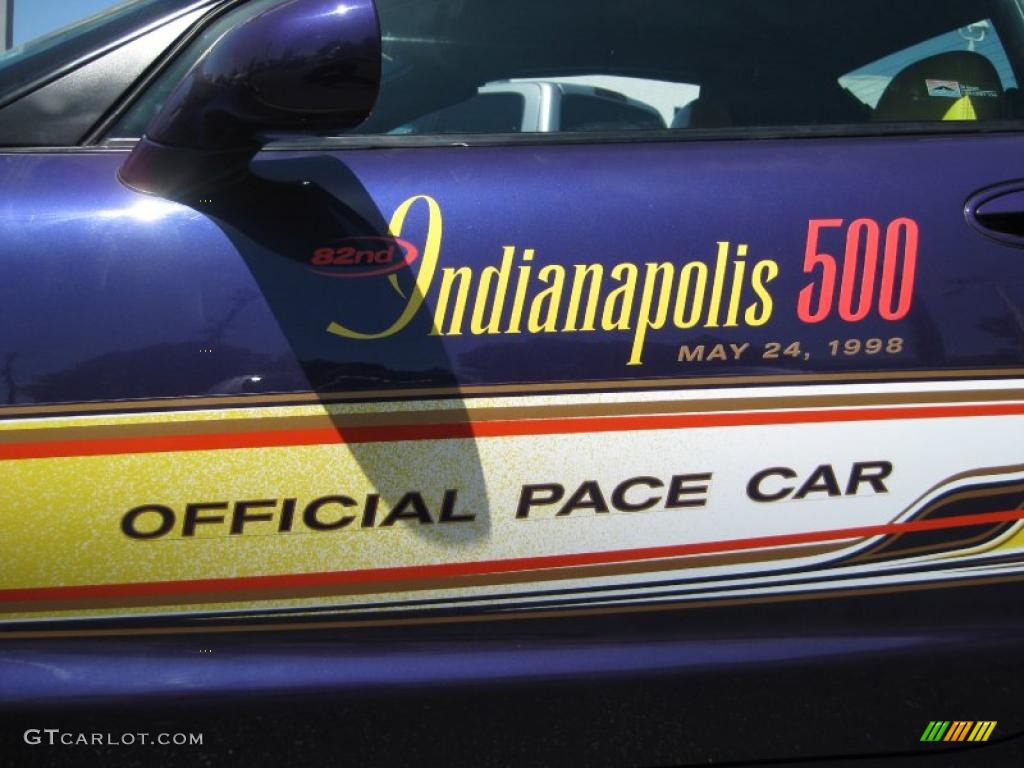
xmin=307 ymin=236 xmax=419 ymax=279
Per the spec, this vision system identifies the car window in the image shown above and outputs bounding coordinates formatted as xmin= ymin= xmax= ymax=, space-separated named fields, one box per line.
xmin=560 ymin=92 xmax=665 ymax=131
xmin=108 ymin=0 xmax=1024 ymax=140
xmin=539 ymin=75 xmax=700 ymax=128
xmin=840 ymin=18 xmax=1019 ymax=118
xmin=388 ymin=81 xmax=673 ymax=134
xmin=391 ymin=92 xmax=526 ymax=134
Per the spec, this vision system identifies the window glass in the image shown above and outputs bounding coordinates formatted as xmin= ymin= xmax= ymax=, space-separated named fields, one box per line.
xmin=560 ymin=93 xmax=665 ymax=131
xmin=109 ymin=0 xmax=1024 ymax=140
xmin=391 ymin=93 xmax=525 ymax=134
xmin=520 ymin=75 xmax=700 ymax=129
xmin=10 ymin=0 xmax=132 ymax=47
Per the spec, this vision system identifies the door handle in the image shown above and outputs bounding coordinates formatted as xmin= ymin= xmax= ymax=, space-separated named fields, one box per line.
xmin=966 ymin=181 xmax=1024 ymax=246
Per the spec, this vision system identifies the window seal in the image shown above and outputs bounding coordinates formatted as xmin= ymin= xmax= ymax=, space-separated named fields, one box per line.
xmin=0 ymin=145 xmax=131 ymax=154
xmin=59 ymin=121 xmax=1024 ymax=154
xmin=257 ymin=121 xmax=1024 ymax=152
xmin=92 ymin=121 xmax=1024 ymax=154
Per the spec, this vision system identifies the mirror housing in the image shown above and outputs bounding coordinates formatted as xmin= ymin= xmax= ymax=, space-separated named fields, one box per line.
xmin=120 ymin=0 xmax=380 ymax=197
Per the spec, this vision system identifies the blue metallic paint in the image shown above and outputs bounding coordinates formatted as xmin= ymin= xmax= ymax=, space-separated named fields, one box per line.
xmin=3 ymin=134 xmax=1024 ymax=406
xmin=148 ymin=0 xmax=379 ymax=149
xmin=0 ymin=633 xmax=946 ymax=703
xmin=120 ymin=0 xmax=381 ymax=198
xmin=0 ymin=151 xmax=305 ymax=405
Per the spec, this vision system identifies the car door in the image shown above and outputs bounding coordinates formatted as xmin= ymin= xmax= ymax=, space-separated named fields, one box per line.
xmin=3 ymin=0 xmax=1024 ymax=764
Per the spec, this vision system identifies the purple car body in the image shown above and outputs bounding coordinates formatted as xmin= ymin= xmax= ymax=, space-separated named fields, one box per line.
xmin=1 ymin=0 xmax=1024 ymax=764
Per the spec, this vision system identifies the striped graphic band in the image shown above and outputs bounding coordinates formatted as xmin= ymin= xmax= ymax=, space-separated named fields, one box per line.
xmin=920 ymin=720 xmax=997 ymax=742
xmin=2 ymin=401 xmax=1024 ymax=461
xmin=2 ymin=509 xmax=1022 ymax=610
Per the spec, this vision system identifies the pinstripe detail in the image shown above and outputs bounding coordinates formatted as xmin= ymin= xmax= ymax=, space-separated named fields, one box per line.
xmin=2 ymin=509 xmax=1022 ymax=611
xmin=2 ymin=401 xmax=1024 ymax=462
xmin=3 ymin=367 xmax=1024 ymax=418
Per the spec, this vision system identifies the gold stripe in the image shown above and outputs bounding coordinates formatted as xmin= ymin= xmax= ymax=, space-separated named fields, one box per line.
xmin=3 ymin=388 xmax=1024 ymax=442
xmin=0 ymin=542 xmax=849 ymax=613
xmin=1 ymin=570 xmax=1021 ymax=639
xmin=3 ymin=367 xmax=1024 ymax=418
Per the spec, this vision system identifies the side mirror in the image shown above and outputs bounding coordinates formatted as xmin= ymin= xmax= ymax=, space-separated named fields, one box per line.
xmin=119 ymin=0 xmax=381 ymax=198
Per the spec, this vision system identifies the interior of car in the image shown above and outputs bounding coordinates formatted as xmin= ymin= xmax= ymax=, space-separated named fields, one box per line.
xmin=349 ymin=0 xmax=1024 ymax=134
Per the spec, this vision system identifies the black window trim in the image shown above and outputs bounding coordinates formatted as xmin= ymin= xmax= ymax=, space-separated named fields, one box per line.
xmin=275 ymin=121 xmax=1024 ymax=151
xmin=7 ymin=120 xmax=1024 ymax=155
xmin=91 ymin=121 xmax=1024 ymax=154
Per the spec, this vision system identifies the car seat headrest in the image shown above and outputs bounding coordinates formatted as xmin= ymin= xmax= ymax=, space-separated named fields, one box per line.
xmin=874 ymin=51 xmax=1004 ymax=122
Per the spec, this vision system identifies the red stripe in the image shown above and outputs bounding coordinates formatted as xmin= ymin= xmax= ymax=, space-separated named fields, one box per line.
xmin=2 ymin=509 xmax=1021 ymax=605
xmin=2 ymin=402 xmax=1024 ymax=461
